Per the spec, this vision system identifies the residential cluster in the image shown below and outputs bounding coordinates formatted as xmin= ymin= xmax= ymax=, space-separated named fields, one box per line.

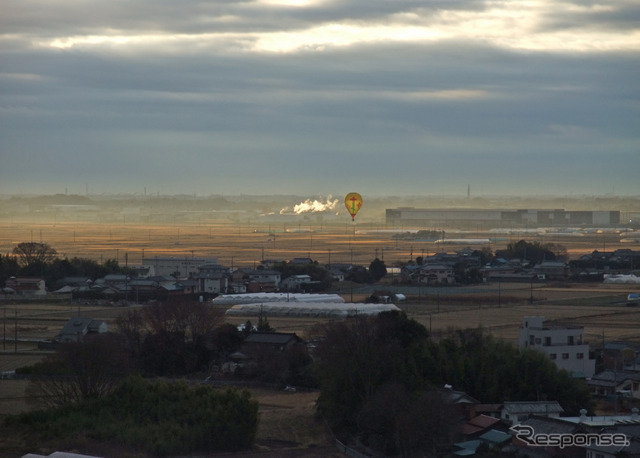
xmin=402 ymin=247 xmax=640 ymax=285
xmin=335 ymin=315 xmax=639 ymax=457
xmin=3 ymin=244 xmax=639 ymax=302
xmin=444 ymin=386 xmax=640 ymax=457
xmin=0 ymin=255 xmax=347 ymax=303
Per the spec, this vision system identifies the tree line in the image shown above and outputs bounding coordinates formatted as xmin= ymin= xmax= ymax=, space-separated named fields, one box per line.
xmin=1 ymin=242 xmax=129 ymax=288
xmin=2 ymin=239 xmax=567 ymax=293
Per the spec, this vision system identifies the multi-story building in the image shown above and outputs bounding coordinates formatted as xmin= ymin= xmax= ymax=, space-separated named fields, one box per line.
xmin=386 ymin=208 xmax=621 ymax=228
xmin=4 ymin=277 xmax=46 ymax=297
xmin=142 ymin=256 xmax=218 ymax=279
xmin=518 ymin=316 xmax=595 ymax=377
xmin=195 ymin=263 xmax=229 ymax=295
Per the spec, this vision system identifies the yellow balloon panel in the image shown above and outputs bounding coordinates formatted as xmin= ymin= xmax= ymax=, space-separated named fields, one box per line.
xmin=344 ymin=192 xmax=363 ymax=221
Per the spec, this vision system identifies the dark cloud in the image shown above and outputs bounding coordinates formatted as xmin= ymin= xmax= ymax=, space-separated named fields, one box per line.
xmin=538 ymin=1 xmax=640 ymax=33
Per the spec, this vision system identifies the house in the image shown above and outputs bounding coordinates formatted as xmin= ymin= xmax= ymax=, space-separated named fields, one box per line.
xmin=453 ymin=429 xmax=512 ymax=456
xmin=500 ymin=401 xmax=564 ymax=425
xmin=230 ymin=268 xmax=251 ymax=284
xmin=232 ymin=332 xmax=308 ymax=378
xmin=584 ymin=422 xmax=640 ymax=458
xmin=142 ymin=256 xmax=218 ymax=279
xmin=440 ymin=385 xmax=479 ymax=422
xmin=401 ymin=262 xmax=458 ymax=285
xmin=4 ymin=277 xmax=46 ymax=297
xmin=587 ymin=370 xmax=640 ymax=399
xmin=419 ymin=264 xmax=456 ymax=285
xmin=474 ymin=404 xmax=503 ymax=419
xmin=462 ymin=414 xmax=503 ymax=439
xmin=127 ymin=278 xmax=162 ymax=302
xmin=326 ymin=263 xmax=353 ymax=273
xmin=290 ymin=257 xmax=313 ymax=265
xmin=227 ymin=282 xmax=247 ymax=294
xmin=55 ymin=277 xmax=93 ymax=289
xmin=329 ymin=268 xmax=345 ymax=282
xmin=102 ymin=274 xmax=128 ymax=286
xmin=178 ymin=279 xmax=199 ymax=295
xmin=518 ymin=316 xmax=596 ymax=377
xmin=260 ymin=259 xmax=284 ymax=269
xmin=533 ymin=261 xmax=569 ymax=280
xmin=246 ymin=269 xmax=281 ymax=292
xmin=603 ymin=341 xmax=640 ymax=372
xmin=243 ymin=332 xmax=303 ymax=351
xmin=280 ymin=275 xmax=312 ymax=292
xmin=128 ymin=265 xmax=151 ymax=278
xmin=196 ymin=264 xmax=229 ymax=294
xmin=509 ymin=415 xmax=583 ymax=457
xmin=549 ymin=408 xmax=640 ymax=458
xmin=56 ymin=318 xmax=108 ymax=343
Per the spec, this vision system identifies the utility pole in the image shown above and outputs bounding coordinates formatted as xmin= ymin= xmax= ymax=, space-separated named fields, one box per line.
xmin=14 ymin=309 xmax=18 ymax=353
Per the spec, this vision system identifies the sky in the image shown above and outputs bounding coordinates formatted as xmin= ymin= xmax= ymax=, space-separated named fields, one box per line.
xmin=1 ymin=0 xmax=639 ymax=198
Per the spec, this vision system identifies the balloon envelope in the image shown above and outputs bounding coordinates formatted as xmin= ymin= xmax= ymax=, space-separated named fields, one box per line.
xmin=344 ymin=192 xmax=363 ymax=221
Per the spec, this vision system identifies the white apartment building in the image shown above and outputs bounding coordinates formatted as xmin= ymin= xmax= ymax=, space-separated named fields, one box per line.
xmin=518 ymin=316 xmax=595 ymax=378
xmin=142 ymin=256 xmax=218 ymax=279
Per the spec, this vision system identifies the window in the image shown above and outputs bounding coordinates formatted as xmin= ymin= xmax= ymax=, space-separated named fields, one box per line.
xmin=562 ymin=353 xmax=569 ymax=359
xmin=577 ymin=353 xmax=584 ymax=359
xmin=529 ymin=335 xmax=535 ymax=345
xmin=545 ymin=337 xmax=551 ymax=346
xmin=568 ymin=336 xmax=574 ymax=345
xmin=550 ymin=354 xmax=557 ymax=360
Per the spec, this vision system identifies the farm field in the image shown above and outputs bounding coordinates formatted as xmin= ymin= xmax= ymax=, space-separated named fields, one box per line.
xmin=1 ymin=217 xmax=636 ymax=268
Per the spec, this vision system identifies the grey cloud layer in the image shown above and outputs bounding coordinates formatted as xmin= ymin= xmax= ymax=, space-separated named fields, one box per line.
xmin=1 ymin=0 xmax=638 ymax=196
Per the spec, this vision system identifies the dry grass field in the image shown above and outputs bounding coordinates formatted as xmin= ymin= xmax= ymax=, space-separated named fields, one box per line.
xmin=0 ymin=216 xmax=635 ymax=268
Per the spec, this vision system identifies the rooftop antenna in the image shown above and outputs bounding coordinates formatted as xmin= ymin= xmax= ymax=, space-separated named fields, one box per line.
xmin=467 ymin=184 xmax=471 ymax=200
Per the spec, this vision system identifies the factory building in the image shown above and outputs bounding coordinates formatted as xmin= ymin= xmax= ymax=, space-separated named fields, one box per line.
xmin=385 ymin=208 xmax=620 ymax=228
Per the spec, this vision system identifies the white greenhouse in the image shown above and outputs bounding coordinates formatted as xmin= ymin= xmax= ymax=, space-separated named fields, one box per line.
xmin=225 ymin=301 xmax=401 ymax=318
xmin=212 ymin=292 xmax=345 ymax=305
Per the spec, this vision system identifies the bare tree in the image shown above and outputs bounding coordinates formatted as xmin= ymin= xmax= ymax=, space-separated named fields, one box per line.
xmin=357 ymin=384 xmax=460 ymax=457
xmin=114 ymin=300 xmax=225 ymax=375
xmin=142 ymin=299 xmax=223 ymax=341
xmin=12 ymin=242 xmax=58 ymax=267
xmin=115 ymin=308 xmax=144 ymax=358
xmin=26 ymin=334 xmax=131 ymax=408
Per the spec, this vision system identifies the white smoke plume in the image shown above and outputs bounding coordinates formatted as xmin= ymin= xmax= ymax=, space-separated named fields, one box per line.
xmin=280 ymin=196 xmax=338 ymax=214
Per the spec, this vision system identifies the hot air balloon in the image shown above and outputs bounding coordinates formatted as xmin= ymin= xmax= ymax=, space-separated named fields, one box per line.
xmin=344 ymin=192 xmax=363 ymax=221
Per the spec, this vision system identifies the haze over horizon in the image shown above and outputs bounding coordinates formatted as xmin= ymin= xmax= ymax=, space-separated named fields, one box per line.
xmin=1 ymin=0 xmax=638 ymax=198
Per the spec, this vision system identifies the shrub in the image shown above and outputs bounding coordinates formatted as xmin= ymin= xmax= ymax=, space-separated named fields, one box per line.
xmin=6 ymin=375 xmax=259 ymax=456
